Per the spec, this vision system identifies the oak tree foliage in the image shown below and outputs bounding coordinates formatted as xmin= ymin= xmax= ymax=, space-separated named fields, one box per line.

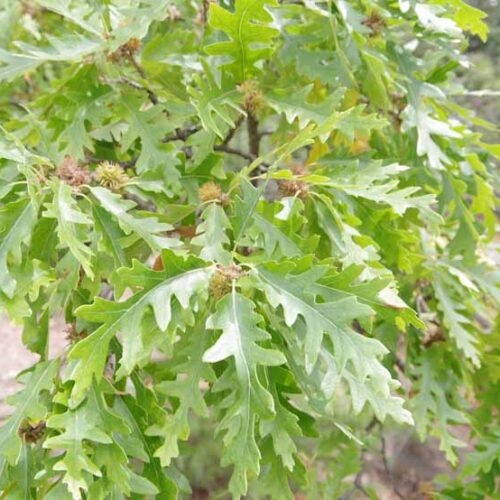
xmin=0 ymin=0 xmax=498 ymax=498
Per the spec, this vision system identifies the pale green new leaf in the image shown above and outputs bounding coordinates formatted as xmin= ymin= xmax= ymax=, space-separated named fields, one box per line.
xmin=192 ymin=203 xmax=231 ymax=264
xmin=445 ymin=0 xmax=489 ymax=41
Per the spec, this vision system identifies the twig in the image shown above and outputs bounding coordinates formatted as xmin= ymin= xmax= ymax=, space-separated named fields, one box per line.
xmin=125 ymin=54 xmax=159 ymax=105
xmin=214 ymin=144 xmax=256 ymax=162
xmin=247 ymin=113 xmax=260 ymax=157
xmin=126 ymin=53 xmax=146 ymax=79
xmin=200 ymin=0 xmax=211 ymax=23
xmin=365 ymin=417 xmax=378 ymax=432
xmin=339 ymin=419 xmax=379 ymax=500
xmin=380 ymin=428 xmax=405 ymax=500
xmin=9 ymin=100 xmax=27 ymax=112
xmin=221 ymin=115 xmax=245 ymax=146
xmin=123 ymin=192 xmax=156 ymax=212
xmin=84 ymin=154 xmax=138 ymax=170
xmin=162 ymin=125 xmax=201 ymax=143
xmin=394 ymin=354 xmax=406 ymax=373
xmin=339 ymin=468 xmax=369 ymax=499
xmin=100 ymin=75 xmax=158 ymax=106
xmin=258 ymin=129 xmax=273 ymax=138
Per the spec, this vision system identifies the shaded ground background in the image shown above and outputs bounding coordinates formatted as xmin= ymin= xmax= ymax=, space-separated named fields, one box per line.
xmin=0 ymin=0 xmax=498 ymax=498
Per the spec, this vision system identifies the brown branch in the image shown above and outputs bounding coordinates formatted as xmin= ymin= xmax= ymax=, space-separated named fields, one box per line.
xmin=162 ymin=125 xmax=201 ymax=143
xmin=125 ymin=54 xmax=159 ymax=105
xmin=214 ymin=144 xmax=256 ymax=162
xmin=394 ymin=354 xmax=406 ymax=372
xmin=118 ymin=157 xmax=138 ymax=169
xmin=247 ymin=113 xmax=260 ymax=157
xmin=123 ymin=192 xmax=156 ymax=212
xmin=222 ymin=115 xmax=245 ymax=146
xmin=380 ymin=429 xmax=405 ymax=500
xmin=258 ymin=129 xmax=273 ymax=138
xmin=339 ymin=466 xmax=369 ymax=499
xmin=84 ymin=154 xmax=137 ymax=170
xmin=100 ymin=75 xmax=159 ymax=106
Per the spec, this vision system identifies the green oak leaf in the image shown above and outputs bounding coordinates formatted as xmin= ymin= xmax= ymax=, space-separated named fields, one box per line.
xmin=202 ymin=289 xmax=286 ymax=498
xmin=90 ymin=186 xmax=180 ymax=250
xmin=67 ymin=250 xmax=212 ymax=406
xmin=255 ymin=260 xmax=414 ymax=424
xmin=0 ymin=198 xmax=37 ymax=298
xmin=44 ymin=384 xmax=130 ymax=499
xmin=43 ymin=179 xmax=94 ymax=279
xmin=0 ymin=360 xmax=59 ymax=465
xmin=206 ymin=0 xmax=279 ymax=81
xmin=192 ymin=202 xmax=231 ymax=264
xmin=147 ymin=319 xmax=215 ymax=466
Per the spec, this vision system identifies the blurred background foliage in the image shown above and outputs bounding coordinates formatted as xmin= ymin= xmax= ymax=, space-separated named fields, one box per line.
xmin=461 ymin=0 xmax=499 ymax=133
